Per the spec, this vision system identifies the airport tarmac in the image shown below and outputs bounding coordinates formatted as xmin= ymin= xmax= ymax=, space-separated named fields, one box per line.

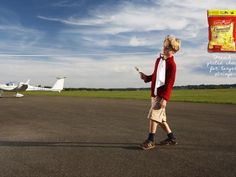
xmin=0 ymin=96 xmax=235 ymax=177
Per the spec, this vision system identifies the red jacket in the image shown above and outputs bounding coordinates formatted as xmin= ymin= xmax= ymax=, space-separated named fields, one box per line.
xmin=146 ymin=55 xmax=176 ymax=101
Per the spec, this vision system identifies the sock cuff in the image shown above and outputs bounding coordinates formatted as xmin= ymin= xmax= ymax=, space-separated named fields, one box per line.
xmin=168 ymin=132 xmax=175 ymax=139
xmin=148 ymin=133 xmax=155 ymax=141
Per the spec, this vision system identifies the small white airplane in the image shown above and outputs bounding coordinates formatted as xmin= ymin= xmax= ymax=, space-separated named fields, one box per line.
xmin=0 ymin=77 xmax=65 ymax=98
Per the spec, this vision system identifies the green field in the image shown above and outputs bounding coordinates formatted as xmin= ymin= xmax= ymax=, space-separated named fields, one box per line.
xmin=23 ymin=88 xmax=236 ymax=104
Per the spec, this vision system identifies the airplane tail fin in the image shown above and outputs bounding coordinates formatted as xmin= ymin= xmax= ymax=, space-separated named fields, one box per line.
xmin=51 ymin=77 xmax=66 ymax=92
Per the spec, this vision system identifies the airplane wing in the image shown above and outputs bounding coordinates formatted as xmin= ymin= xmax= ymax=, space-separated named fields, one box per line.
xmin=12 ymin=84 xmax=28 ymax=92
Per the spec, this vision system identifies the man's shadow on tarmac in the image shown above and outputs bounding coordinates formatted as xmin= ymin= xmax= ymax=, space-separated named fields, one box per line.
xmin=0 ymin=141 xmax=141 ymax=150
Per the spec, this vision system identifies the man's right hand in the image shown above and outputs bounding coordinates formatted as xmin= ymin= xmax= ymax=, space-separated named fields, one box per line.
xmin=140 ymin=72 xmax=148 ymax=83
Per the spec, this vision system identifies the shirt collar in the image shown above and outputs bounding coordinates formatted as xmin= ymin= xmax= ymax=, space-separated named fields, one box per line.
xmin=159 ymin=54 xmax=173 ymax=60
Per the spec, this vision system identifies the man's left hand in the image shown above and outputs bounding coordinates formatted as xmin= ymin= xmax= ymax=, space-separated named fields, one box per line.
xmin=160 ymin=99 xmax=167 ymax=108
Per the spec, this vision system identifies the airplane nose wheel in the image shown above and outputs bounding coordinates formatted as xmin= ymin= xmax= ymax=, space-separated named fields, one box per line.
xmin=15 ymin=93 xmax=24 ymax=98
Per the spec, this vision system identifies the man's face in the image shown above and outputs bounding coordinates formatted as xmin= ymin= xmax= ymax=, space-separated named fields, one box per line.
xmin=163 ymin=40 xmax=173 ymax=56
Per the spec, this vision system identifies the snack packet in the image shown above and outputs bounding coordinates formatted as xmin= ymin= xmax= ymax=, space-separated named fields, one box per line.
xmin=208 ymin=10 xmax=236 ymax=52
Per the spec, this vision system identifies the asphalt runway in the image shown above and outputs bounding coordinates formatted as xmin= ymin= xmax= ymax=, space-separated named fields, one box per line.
xmin=0 ymin=96 xmax=235 ymax=177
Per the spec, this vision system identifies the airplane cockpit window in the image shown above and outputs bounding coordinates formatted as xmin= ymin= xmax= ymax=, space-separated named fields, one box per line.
xmin=6 ymin=82 xmax=16 ymax=86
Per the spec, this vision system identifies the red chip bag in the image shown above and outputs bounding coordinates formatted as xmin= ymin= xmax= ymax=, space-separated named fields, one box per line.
xmin=208 ymin=10 xmax=236 ymax=52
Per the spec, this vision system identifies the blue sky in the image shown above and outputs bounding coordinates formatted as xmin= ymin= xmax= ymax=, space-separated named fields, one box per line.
xmin=0 ymin=0 xmax=235 ymax=88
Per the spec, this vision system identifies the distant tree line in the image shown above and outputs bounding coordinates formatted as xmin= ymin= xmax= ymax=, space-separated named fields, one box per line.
xmin=173 ymin=84 xmax=236 ymax=90
xmin=64 ymin=84 xmax=236 ymax=91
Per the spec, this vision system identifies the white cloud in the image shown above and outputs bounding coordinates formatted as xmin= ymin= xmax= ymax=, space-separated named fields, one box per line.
xmin=37 ymin=0 xmax=211 ymax=49
xmin=129 ymin=36 xmax=145 ymax=46
xmin=0 ymin=14 xmax=45 ymax=52
xmin=38 ymin=3 xmax=192 ymax=33
xmin=157 ymin=0 xmax=236 ymax=10
xmin=50 ymin=0 xmax=82 ymax=7
xmin=0 ymin=53 xmax=155 ymax=88
xmin=1 ymin=50 xmax=235 ymax=88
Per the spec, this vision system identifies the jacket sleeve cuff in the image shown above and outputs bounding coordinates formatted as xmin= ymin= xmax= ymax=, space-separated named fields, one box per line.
xmin=145 ymin=75 xmax=152 ymax=82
